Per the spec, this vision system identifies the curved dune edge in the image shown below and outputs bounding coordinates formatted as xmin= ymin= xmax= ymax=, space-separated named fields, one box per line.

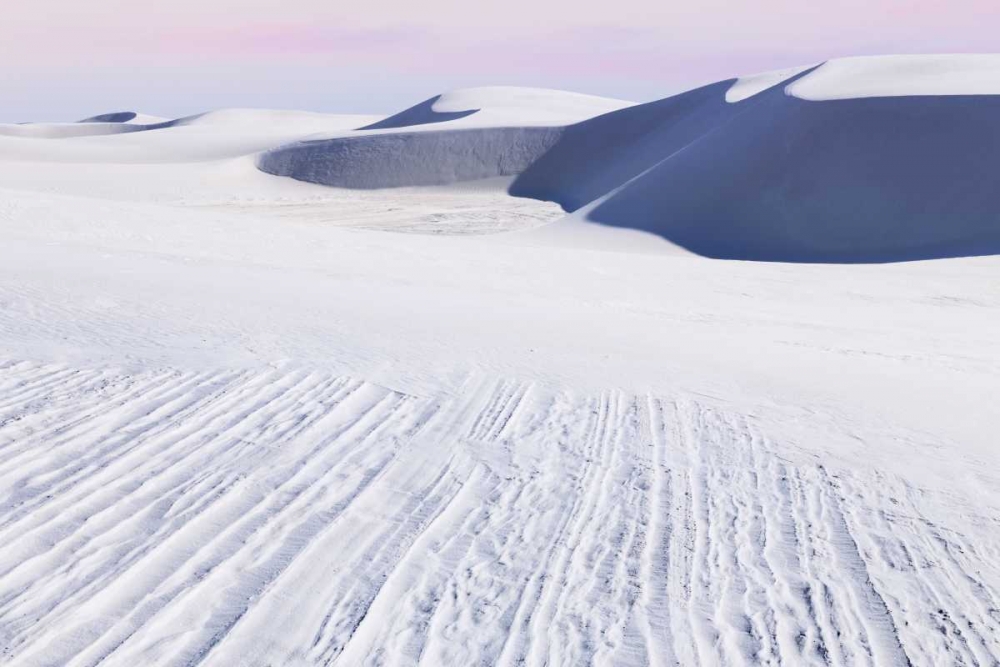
xmin=257 ymin=128 xmax=565 ymax=189
xmin=361 ymin=87 xmax=632 ymax=130
xmin=787 ymin=54 xmax=1000 ymax=100
xmin=78 ymin=111 xmax=140 ymax=123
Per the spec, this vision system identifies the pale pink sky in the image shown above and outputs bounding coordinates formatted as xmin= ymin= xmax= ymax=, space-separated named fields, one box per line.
xmin=3 ymin=0 xmax=998 ymax=121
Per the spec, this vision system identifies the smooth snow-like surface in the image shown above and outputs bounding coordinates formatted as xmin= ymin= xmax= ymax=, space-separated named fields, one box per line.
xmin=0 ymin=111 xmax=381 ymax=164
xmin=788 ymin=54 xmax=1000 ymax=100
xmin=725 ymin=65 xmax=816 ymax=102
xmin=430 ymin=87 xmax=632 ymax=122
xmin=1 ymin=181 xmax=999 ymax=666
xmin=362 ymin=86 xmax=632 ymax=130
xmin=1 ymin=73 xmax=1000 ymax=666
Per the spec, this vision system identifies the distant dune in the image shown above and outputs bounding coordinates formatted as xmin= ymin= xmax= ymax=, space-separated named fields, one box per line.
xmin=360 ymin=87 xmax=632 ymax=130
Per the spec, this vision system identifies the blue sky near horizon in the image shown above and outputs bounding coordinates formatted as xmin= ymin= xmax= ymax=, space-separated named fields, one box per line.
xmin=3 ymin=0 xmax=999 ymax=122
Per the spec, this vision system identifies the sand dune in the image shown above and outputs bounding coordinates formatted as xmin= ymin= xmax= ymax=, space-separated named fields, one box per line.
xmin=258 ymin=87 xmax=630 ymax=189
xmin=0 ymin=121 xmax=149 ymax=139
xmin=513 ymin=59 xmax=1000 ymax=262
xmin=6 ymin=56 xmax=999 ymax=262
xmin=255 ymin=55 xmax=1000 ymax=262
xmin=0 ymin=109 xmax=382 ymax=164
xmin=788 ymin=54 xmax=1000 ymax=99
xmin=362 ymin=86 xmax=632 ymax=130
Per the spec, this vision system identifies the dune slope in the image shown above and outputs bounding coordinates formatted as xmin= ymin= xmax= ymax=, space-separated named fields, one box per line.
xmin=512 ymin=56 xmax=1000 ymax=262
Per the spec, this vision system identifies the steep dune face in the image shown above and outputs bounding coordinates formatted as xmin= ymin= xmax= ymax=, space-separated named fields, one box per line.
xmin=508 ymin=79 xmax=744 ymax=211
xmin=510 ymin=56 xmax=1000 ymax=262
xmin=258 ymin=127 xmax=565 ymax=188
xmin=583 ymin=91 xmax=1000 ymax=262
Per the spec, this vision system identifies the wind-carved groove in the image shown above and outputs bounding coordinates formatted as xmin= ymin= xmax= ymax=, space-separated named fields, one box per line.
xmin=0 ymin=360 xmax=995 ymax=665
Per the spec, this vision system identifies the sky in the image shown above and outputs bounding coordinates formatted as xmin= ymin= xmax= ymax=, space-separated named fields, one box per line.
xmin=3 ymin=0 xmax=999 ymax=122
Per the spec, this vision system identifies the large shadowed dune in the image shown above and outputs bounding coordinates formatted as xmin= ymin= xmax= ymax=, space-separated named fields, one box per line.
xmin=509 ymin=59 xmax=1000 ymax=263
xmin=508 ymin=79 xmax=744 ymax=211
xmin=581 ymin=92 xmax=1000 ymax=262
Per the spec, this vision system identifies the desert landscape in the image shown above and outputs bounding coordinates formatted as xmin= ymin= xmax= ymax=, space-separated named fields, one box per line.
xmin=1 ymin=55 xmax=999 ymax=666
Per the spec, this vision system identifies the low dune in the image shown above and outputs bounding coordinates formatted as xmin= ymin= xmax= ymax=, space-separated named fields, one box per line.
xmin=0 ymin=121 xmax=149 ymax=139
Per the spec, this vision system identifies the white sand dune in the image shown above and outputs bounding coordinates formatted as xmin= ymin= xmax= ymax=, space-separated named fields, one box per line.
xmin=362 ymin=86 xmax=632 ymax=130
xmin=0 ymin=111 xmax=168 ymax=139
xmin=1 ymin=54 xmax=999 ymax=667
xmin=512 ymin=58 xmax=1000 ymax=262
xmin=254 ymin=55 xmax=1000 ymax=262
xmin=0 ymin=109 xmax=382 ymax=164
xmin=0 ymin=121 xmax=148 ymax=139
xmin=788 ymin=54 xmax=1000 ymax=99
xmin=258 ymin=87 xmax=630 ymax=189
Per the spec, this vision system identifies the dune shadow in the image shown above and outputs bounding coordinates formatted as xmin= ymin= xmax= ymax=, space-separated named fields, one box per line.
xmin=359 ymin=96 xmax=479 ymax=130
xmin=78 ymin=111 xmax=139 ymax=124
xmin=512 ymin=69 xmax=1000 ymax=263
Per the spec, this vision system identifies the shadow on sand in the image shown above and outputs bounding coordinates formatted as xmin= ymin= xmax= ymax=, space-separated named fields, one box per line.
xmin=511 ymin=69 xmax=1000 ymax=263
